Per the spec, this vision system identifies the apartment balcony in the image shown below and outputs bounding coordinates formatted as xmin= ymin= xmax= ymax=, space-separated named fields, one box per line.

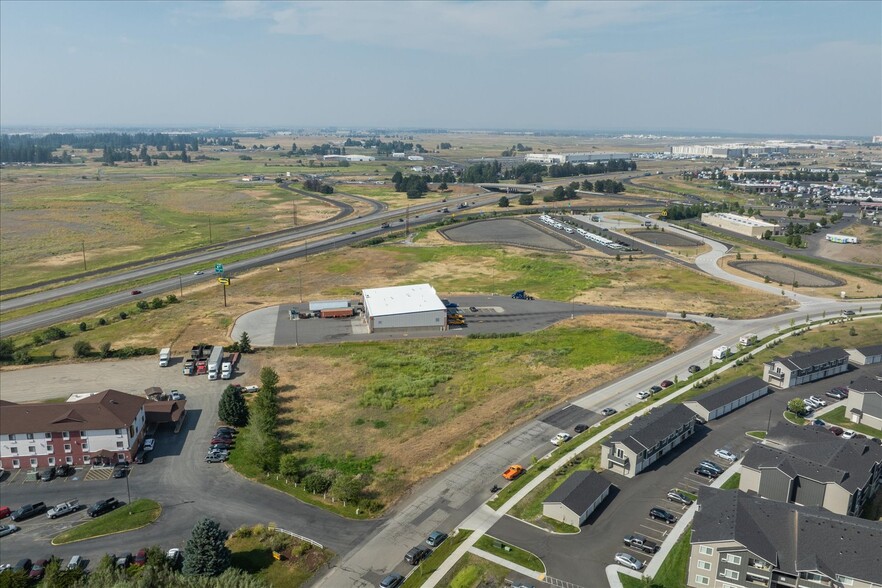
xmin=607 ymin=453 xmax=630 ymax=467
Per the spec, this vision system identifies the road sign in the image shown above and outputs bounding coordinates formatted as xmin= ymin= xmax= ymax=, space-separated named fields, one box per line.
xmin=662 ymin=209 xmax=668 ymax=217
xmin=218 ymin=277 xmax=230 ymax=285
xmin=215 ymin=263 xmax=224 ymax=274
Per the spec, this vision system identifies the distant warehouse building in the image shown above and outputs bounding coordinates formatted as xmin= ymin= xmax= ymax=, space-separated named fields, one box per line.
xmin=700 ymin=212 xmax=779 ymax=239
xmin=361 ymin=284 xmax=447 ymax=333
xmin=524 ymin=152 xmax=630 ymax=165
xmin=684 ymin=376 xmax=769 ymax=423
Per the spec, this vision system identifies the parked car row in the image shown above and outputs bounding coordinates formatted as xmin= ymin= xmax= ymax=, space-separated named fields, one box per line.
xmin=206 ymin=426 xmax=237 ymax=463
xmin=378 ymin=531 xmax=447 ymax=587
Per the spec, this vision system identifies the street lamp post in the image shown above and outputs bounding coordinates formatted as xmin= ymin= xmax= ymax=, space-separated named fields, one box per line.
xmin=125 ymin=469 xmax=132 ymax=514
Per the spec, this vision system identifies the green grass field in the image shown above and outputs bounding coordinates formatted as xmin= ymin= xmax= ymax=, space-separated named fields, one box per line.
xmin=819 ymin=406 xmax=881 ymax=438
xmin=474 ymin=535 xmax=545 ymax=572
xmin=51 ymin=499 xmax=161 ymax=544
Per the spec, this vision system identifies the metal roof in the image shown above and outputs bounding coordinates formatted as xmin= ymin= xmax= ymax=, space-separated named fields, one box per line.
xmin=362 ymin=284 xmax=446 ymax=317
xmin=543 ymin=471 xmax=613 ymax=514
xmin=693 ymin=488 xmax=882 ymax=584
xmin=0 ymin=390 xmax=144 ymax=435
xmin=605 ymin=404 xmax=695 ymax=454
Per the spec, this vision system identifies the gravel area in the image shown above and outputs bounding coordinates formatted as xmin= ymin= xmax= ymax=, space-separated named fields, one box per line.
xmin=730 ymin=261 xmax=844 ymax=287
xmin=628 ymin=230 xmax=702 ymax=247
xmin=440 ymin=218 xmax=580 ymax=251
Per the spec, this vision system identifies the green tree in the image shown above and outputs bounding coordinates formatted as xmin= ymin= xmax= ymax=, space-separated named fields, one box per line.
xmin=72 ymin=341 xmax=93 ymax=358
xmin=279 ymin=454 xmax=304 ymax=481
xmin=13 ymin=349 xmax=32 ymax=365
xmin=119 ymin=311 xmax=128 ymax=320
xmin=166 ymin=294 xmax=178 ymax=304
xmin=183 ymin=518 xmax=231 ymax=577
xmin=331 ymin=474 xmax=368 ymax=503
xmin=181 ymin=145 xmax=190 ymax=163
xmin=787 ymin=398 xmax=806 ymax=416
xmin=518 ymin=193 xmax=534 ymax=205
xmin=79 ymin=322 xmax=87 ymax=332
xmin=218 ymin=387 xmax=249 ymax=427
xmin=303 ymin=472 xmax=333 ymax=494
xmin=798 ymin=210 xmax=805 ymax=218
xmin=831 ymin=172 xmax=839 ymax=182
xmin=259 ymin=366 xmax=280 ymax=392
xmin=498 ymin=196 xmax=510 ymax=207
xmin=438 ymin=181 xmax=448 ymax=190
xmin=238 ymin=331 xmax=253 ymax=354
xmin=150 ymin=297 xmax=165 ymax=309
xmin=0 ymin=338 xmax=15 ymax=360
xmin=99 ymin=342 xmax=113 ymax=358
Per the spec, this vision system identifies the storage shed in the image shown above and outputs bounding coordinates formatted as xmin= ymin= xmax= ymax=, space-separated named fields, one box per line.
xmin=361 ymin=284 xmax=447 ymax=332
xmin=684 ymin=376 xmax=769 ymax=422
xmin=542 ymin=471 xmax=613 ymax=527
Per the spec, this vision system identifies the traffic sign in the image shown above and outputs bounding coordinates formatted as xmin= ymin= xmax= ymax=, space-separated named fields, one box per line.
xmin=215 ymin=263 xmax=224 ymax=274
xmin=661 ymin=209 xmax=668 ymax=217
xmin=218 ymin=277 xmax=230 ymax=285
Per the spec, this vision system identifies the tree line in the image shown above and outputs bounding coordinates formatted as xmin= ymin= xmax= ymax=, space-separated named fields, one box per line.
xmin=1 ymin=132 xmax=199 ymax=163
xmin=391 ymin=171 xmax=430 ymax=198
xmin=302 ymin=178 xmax=334 ymax=194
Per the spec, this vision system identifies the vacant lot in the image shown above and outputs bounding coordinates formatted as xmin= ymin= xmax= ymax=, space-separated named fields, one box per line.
xmin=441 ymin=218 xmax=581 ymax=251
xmin=729 ymin=260 xmax=843 ymax=287
xmin=815 ymin=223 xmax=882 ymax=267
xmin=239 ymin=315 xmax=706 ymax=507
xmin=337 ymin=182 xmax=477 ymax=210
xmin=629 ymin=175 xmax=740 ymax=204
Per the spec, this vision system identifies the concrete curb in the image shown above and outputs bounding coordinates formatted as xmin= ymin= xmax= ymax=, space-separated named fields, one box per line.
xmin=468 ymin=545 xmax=546 ymax=579
xmin=50 ymin=502 xmax=163 ymax=546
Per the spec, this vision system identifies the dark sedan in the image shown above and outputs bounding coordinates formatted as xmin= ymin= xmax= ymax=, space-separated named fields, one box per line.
xmin=649 ymin=507 xmax=677 ymax=523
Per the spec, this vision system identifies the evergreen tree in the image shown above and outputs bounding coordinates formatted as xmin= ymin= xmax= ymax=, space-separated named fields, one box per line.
xmin=238 ymin=331 xmax=252 ymax=353
xmin=183 ymin=518 xmax=231 ymax=577
xmin=518 ymin=193 xmax=534 ymax=205
xmin=218 ymin=387 xmax=249 ymax=427
xmin=498 ymin=196 xmax=510 ymax=207
xmin=181 ymin=145 xmax=190 ymax=163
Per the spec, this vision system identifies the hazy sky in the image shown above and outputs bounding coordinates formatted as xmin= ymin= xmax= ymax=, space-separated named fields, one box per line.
xmin=1 ymin=1 xmax=879 ymax=136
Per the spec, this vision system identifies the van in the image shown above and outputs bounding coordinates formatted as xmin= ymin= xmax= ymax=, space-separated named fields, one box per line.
xmin=67 ymin=555 xmax=83 ymax=570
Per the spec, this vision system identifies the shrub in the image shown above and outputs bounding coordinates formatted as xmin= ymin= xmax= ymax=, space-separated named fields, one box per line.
xmin=79 ymin=322 xmax=87 ymax=332
xmin=98 ymin=317 xmax=107 ymax=326
xmin=0 ymin=339 xmax=15 ymax=360
xmin=150 ymin=297 xmax=165 ymax=309
xmin=99 ymin=342 xmax=112 ymax=358
xmin=303 ymin=472 xmax=333 ymax=494
xmin=72 ymin=341 xmax=93 ymax=358
xmin=136 ymin=300 xmax=149 ymax=310
xmin=166 ymin=294 xmax=178 ymax=303
xmin=119 ymin=311 xmax=128 ymax=320
xmin=13 ymin=349 xmax=33 ymax=365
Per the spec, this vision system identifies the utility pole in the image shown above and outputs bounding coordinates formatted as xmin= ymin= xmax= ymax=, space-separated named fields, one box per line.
xmin=223 ymin=283 xmax=227 ymax=307
xmin=293 ymin=201 xmax=297 ymax=226
xmin=179 ymin=275 xmax=183 ymax=298
xmin=304 ymin=239 xmax=308 ymax=260
xmin=81 ymin=241 xmax=87 ymax=271
xmin=208 ymin=216 xmax=213 ymax=244
xmin=405 ymin=205 xmax=410 ymax=235
xmin=299 ymin=271 xmax=303 ymax=303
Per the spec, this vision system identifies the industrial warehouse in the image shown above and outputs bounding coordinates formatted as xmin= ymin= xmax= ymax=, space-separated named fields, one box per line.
xmin=361 ymin=283 xmax=448 ymax=333
xmin=700 ymin=212 xmax=780 ymax=239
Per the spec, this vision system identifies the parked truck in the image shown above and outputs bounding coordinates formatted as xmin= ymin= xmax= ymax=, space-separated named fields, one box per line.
xmin=47 ymin=500 xmax=80 ymax=519
xmin=511 ymin=290 xmax=535 ymax=300
xmin=207 ymin=346 xmax=224 ymax=380
xmin=182 ymin=359 xmax=195 ymax=376
xmin=739 ymin=334 xmax=757 ymax=346
xmin=221 ymin=352 xmax=240 ymax=380
xmin=712 ymin=346 xmax=731 ymax=360
xmin=623 ymin=535 xmax=660 ymax=554
xmin=159 ymin=348 xmax=171 ymax=367
xmin=190 ymin=345 xmax=212 ymax=360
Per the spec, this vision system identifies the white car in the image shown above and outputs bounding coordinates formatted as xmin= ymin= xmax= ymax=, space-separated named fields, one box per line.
xmin=714 ymin=448 xmax=738 ymax=463
xmin=193 ymin=271 xmax=204 ymax=275
xmin=170 ymin=391 xmax=185 ymax=401
xmin=808 ymin=395 xmax=827 ymax=407
xmin=636 ymin=390 xmax=651 ymax=400
xmin=143 ymin=438 xmax=155 ymax=452
xmin=551 ymin=432 xmax=571 ymax=446
xmin=841 ymin=430 xmax=856 ymax=440
xmin=804 ymin=397 xmax=820 ymax=409
xmin=614 ymin=552 xmax=644 ymax=571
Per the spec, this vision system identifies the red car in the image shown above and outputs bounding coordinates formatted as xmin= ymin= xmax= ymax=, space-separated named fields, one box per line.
xmin=829 ymin=426 xmax=844 ymax=436
xmin=660 ymin=380 xmax=674 ymax=388
xmin=131 ymin=290 xmax=142 ymax=295
xmin=134 ymin=549 xmax=148 ymax=566
xmin=0 ymin=506 xmax=10 ymax=519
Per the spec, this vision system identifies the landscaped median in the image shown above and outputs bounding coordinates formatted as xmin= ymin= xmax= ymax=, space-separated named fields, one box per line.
xmin=473 ymin=535 xmax=545 ymax=573
xmin=401 ymin=530 xmax=473 ymax=588
xmin=51 ymin=499 xmax=161 ymax=545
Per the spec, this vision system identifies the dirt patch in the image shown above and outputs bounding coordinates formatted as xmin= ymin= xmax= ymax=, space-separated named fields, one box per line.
xmin=440 ymin=219 xmax=580 ymax=251
xmin=730 ymin=260 xmax=843 ymax=287
xmin=813 ymin=224 xmax=882 ymax=266
xmin=626 ymin=230 xmax=702 ymax=248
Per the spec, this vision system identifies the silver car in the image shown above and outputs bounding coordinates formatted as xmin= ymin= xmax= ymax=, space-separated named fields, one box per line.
xmin=614 ymin=552 xmax=644 ymax=571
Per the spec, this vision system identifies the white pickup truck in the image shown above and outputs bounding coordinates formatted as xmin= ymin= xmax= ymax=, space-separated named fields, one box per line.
xmin=47 ymin=499 xmax=80 ymax=519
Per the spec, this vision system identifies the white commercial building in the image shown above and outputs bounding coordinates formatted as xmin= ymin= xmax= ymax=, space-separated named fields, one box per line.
xmin=670 ymin=144 xmax=789 ymax=158
xmin=524 ymin=152 xmax=630 ymax=165
xmin=362 ymin=283 xmax=447 ymax=332
xmin=323 ymin=154 xmax=376 ymax=162
xmin=700 ymin=212 xmax=779 ymax=238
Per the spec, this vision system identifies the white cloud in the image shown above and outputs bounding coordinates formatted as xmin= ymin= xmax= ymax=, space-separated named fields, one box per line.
xmin=265 ymin=1 xmax=685 ymax=53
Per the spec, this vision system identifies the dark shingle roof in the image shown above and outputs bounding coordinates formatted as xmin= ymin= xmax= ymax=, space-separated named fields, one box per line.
xmin=753 ymin=423 xmax=882 ymax=493
xmin=767 ymin=347 xmax=848 ymax=371
xmin=684 ymin=376 xmax=768 ymax=412
xmin=854 ymin=344 xmax=882 ymax=357
xmin=848 ymin=376 xmax=881 ymax=395
xmin=0 ymin=390 xmax=144 ymax=435
xmin=693 ymin=487 xmax=882 ymax=583
xmin=543 ymin=471 xmax=612 ymax=514
xmin=605 ymin=404 xmax=694 ymax=453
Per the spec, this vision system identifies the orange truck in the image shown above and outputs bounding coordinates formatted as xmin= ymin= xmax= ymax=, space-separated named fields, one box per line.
xmin=502 ymin=465 xmax=525 ymax=480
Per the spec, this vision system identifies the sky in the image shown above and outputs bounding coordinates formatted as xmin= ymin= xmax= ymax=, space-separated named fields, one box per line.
xmin=1 ymin=1 xmax=880 ymax=137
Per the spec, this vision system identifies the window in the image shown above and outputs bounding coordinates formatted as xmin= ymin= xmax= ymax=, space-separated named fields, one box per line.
xmin=62 ymin=431 xmax=70 ymax=440
xmin=48 ymin=457 xmax=55 ymax=466
xmin=802 ymin=572 xmax=824 ymax=582
xmin=46 ymin=445 xmax=53 ymax=453
xmin=83 ymin=455 xmax=90 ymax=464
xmin=724 ymin=554 xmax=742 ymax=565
xmin=836 ymin=575 xmax=854 ymax=586
xmin=116 ymin=441 xmax=124 ymax=448
xmin=65 ymin=456 xmax=73 ymax=465
xmin=694 ymin=575 xmax=709 ymax=586
xmin=6 ymin=434 xmax=14 ymax=441
xmin=45 ymin=432 xmax=52 ymax=439
xmin=697 ymin=560 xmax=712 ymax=571
xmin=118 ymin=453 xmax=125 ymax=462
xmin=29 ymin=458 xmax=38 ymax=467
xmin=27 ymin=445 xmax=35 ymax=454
xmin=26 ymin=433 xmax=34 ymax=440
xmin=80 ymin=431 xmax=87 ymax=437
xmin=722 ymin=570 xmax=739 ymax=581
xmin=9 ymin=447 xmax=17 ymax=454
xmin=64 ymin=444 xmax=71 ymax=453
xmin=11 ymin=459 xmax=19 ymax=468
xmin=82 ymin=443 xmax=88 ymax=450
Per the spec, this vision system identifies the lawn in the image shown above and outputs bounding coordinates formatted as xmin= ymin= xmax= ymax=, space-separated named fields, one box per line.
xmin=438 ymin=552 xmax=514 ymax=588
xmin=51 ymin=499 xmax=161 ymax=544
xmin=401 ymin=530 xmax=473 ymax=588
xmin=227 ymin=524 xmax=333 ymax=587
xmin=474 ymin=535 xmax=545 ymax=573
xmin=721 ymin=473 xmax=741 ymax=490
xmin=820 ymin=406 xmax=882 ymax=439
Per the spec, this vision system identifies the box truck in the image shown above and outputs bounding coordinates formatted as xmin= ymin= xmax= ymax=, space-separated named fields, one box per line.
xmin=159 ymin=348 xmax=171 ymax=367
